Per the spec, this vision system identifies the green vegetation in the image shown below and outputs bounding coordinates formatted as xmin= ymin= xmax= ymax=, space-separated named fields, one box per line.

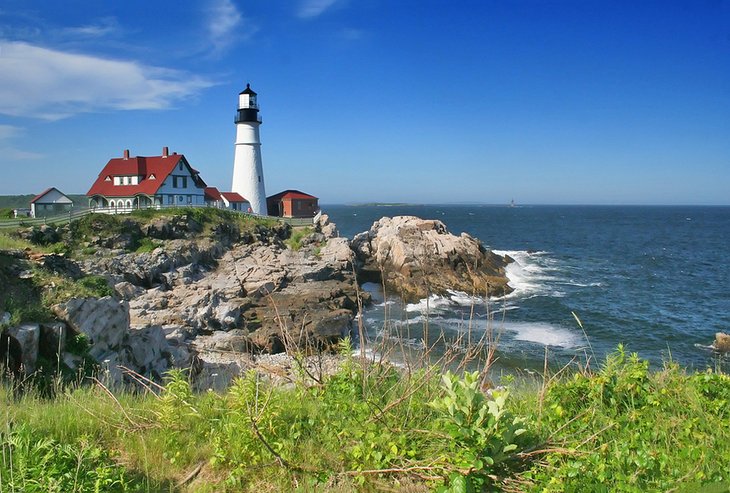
xmin=2 ymin=345 xmax=729 ymax=492
xmin=518 ymin=345 xmax=730 ymax=492
xmin=285 ymin=226 xmax=313 ymax=251
xmin=0 ymin=231 xmax=40 ymax=251
xmin=135 ymin=237 xmax=162 ymax=253
xmin=3 ymin=208 xmax=729 ymax=490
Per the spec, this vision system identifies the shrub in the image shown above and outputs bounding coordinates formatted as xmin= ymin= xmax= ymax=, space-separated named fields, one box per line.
xmin=134 ymin=237 xmax=160 ymax=253
xmin=430 ymin=371 xmax=527 ymax=492
xmin=77 ymin=275 xmax=114 ymax=298
xmin=521 ymin=346 xmax=730 ymax=492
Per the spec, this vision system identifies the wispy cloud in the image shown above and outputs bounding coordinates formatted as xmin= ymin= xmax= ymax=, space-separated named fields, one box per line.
xmin=61 ymin=17 xmax=120 ymax=39
xmin=0 ymin=124 xmax=43 ymax=159
xmin=0 ymin=124 xmax=20 ymax=140
xmin=0 ymin=41 xmax=214 ymax=120
xmin=205 ymin=0 xmax=251 ymax=56
xmin=339 ymin=27 xmax=364 ymax=41
xmin=298 ymin=0 xmax=341 ymax=19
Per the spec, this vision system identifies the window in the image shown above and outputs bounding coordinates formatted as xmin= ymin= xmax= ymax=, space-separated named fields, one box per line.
xmin=179 ymin=162 xmax=183 ymax=171
xmin=173 ymin=176 xmax=187 ymax=188
xmin=168 ymin=195 xmax=174 ymax=205
xmin=114 ymin=176 xmax=121 ymax=185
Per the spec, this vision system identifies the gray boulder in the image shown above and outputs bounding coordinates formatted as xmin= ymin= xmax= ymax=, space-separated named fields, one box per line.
xmin=5 ymin=323 xmax=40 ymax=373
xmin=52 ymin=297 xmax=129 ymax=359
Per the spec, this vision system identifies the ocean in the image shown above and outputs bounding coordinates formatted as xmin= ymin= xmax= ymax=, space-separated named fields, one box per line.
xmin=324 ymin=204 xmax=730 ymax=374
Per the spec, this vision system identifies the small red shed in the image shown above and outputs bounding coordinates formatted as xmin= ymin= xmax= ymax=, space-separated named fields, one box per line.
xmin=266 ymin=190 xmax=319 ymax=218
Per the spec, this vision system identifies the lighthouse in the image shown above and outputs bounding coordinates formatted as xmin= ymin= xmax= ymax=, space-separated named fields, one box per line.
xmin=231 ymin=84 xmax=267 ymax=214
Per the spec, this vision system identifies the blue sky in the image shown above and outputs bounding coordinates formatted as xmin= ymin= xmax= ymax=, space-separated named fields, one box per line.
xmin=0 ymin=0 xmax=728 ymax=205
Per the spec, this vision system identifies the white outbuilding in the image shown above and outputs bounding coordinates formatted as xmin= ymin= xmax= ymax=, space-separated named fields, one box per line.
xmin=30 ymin=187 xmax=74 ymax=218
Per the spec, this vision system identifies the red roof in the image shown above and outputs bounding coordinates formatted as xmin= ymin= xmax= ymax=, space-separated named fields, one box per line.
xmin=267 ymin=189 xmax=318 ymax=201
xmin=31 ymin=187 xmax=61 ymax=204
xmin=87 ymin=153 xmax=187 ymax=197
xmin=204 ymin=187 xmax=222 ymax=201
xmin=220 ymin=192 xmax=247 ymax=203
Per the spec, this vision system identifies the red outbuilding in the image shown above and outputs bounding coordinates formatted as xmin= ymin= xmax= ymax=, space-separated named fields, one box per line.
xmin=266 ymin=190 xmax=319 ymax=218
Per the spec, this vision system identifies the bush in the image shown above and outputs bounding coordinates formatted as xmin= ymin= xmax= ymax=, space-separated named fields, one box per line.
xmin=431 ymin=371 xmax=527 ymax=492
xmin=521 ymin=345 xmax=730 ymax=492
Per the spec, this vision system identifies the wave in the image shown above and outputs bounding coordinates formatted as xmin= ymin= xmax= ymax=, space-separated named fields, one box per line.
xmin=492 ymin=250 xmax=566 ymax=299
xmin=503 ymin=321 xmax=580 ymax=348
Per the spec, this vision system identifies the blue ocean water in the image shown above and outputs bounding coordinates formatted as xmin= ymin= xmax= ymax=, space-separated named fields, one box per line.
xmin=324 ymin=204 xmax=730 ymax=372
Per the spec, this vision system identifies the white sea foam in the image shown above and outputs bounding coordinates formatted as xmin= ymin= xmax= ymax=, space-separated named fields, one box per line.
xmin=492 ymin=250 xmax=565 ymax=299
xmin=447 ymin=289 xmax=483 ymax=306
xmin=405 ymin=294 xmax=453 ymax=313
xmin=504 ymin=321 xmax=580 ymax=348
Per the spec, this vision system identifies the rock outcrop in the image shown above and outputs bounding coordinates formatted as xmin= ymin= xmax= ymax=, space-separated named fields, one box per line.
xmin=124 ymin=234 xmax=361 ymax=357
xmin=351 ymin=216 xmax=512 ymax=301
xmin=3 ymin=213 xmax=515 ymax=388
xmin=714 ymin=332 xmax=730 ymax=353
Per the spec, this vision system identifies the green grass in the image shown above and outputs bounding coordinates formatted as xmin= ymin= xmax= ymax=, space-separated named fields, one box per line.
xmin=3 ymin=346 xmax=729 ymax=492
xmin=0 ymin=231 xmax=40 ymax=251
xmin=284 ymin=226 xmax=313 ymax=251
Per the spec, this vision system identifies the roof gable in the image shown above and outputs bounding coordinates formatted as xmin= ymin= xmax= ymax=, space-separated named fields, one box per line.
xmin=204 ymin=187 xmax=222 ymax=201
xmin=221 ymin=192 xmax=247 ymax=203
xmin=31 ymin=187 xmax=72 ymax=204
xmin=267 ymin=189 xmax=318 ymax=201
xmin=87 ymin=153 xmax=186 ymax=197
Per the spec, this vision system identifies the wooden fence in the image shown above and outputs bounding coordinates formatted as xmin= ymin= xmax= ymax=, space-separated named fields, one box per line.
xmin=0 ymin=204 xmax=318 ymax=229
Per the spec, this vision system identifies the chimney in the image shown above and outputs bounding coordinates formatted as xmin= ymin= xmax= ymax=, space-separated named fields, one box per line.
xmin=162 ymin=146 xmax=169 ymax=158
xmin=123 ymin=149 xmax=130 ymax=160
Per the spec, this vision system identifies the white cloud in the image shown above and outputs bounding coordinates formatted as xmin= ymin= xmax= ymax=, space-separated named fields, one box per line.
xmin=0 ymin=41 xmax=214 ymax=120
xmin=61 ymin=17 xmax=120 ymax=38
xmin=206 ymin=0 xmax=248 ymax=55
xmin=0 ymin=123 xmax=20 ymax=139
xmin=0 ymin=124 xmax=43 ymax=159
xmin=298 ymin=0 xmax=340 ymax=19
xmin=2 ymin=147 xmax=44 ymax=160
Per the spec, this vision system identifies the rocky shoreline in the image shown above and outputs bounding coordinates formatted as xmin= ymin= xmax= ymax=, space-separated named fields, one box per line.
xmin=2 ymin=213 xmax=513 ymax=389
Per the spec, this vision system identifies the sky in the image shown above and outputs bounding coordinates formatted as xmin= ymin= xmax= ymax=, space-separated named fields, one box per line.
xmin=0 ymin=0 xmax=728 ymax=205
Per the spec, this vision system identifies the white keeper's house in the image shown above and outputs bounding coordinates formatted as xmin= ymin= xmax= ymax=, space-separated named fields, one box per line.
xmin=87 ymin=147 xmax=208 ymax=212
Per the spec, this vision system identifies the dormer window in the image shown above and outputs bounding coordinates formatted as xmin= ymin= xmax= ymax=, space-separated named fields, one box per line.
xmin=149 ymin=174 xmax=156 ymax=180
xmin=104 ymin=176 xmax=111 ymax=182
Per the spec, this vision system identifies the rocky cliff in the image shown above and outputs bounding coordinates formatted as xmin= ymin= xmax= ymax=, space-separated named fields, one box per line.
xmin=1 ymin=211 xmax=511 ymax=389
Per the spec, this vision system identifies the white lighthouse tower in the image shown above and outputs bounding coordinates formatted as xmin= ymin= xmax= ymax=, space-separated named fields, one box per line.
xmin=231 ymin=84 xmax=267 ymax=214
